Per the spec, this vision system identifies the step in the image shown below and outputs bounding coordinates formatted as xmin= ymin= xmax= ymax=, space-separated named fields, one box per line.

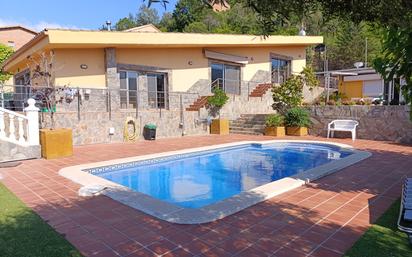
xmin=230 ymin=120 xmax=266 ymax=125
xmin=240 ymin=114 xmax=269 ymax=118
xmin=229 ymin=128 xmax=264 ymax=133
xmin=229 ymin=130 xmax=264 ymax=135
xmin=230 ymin=124 xmax=265 ymax=129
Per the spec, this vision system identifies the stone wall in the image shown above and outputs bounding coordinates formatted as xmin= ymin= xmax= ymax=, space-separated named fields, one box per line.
xmin=47 ymin=110 xmax=209 ymax=145
xmin=0 ymin=141 xmax=40 ymax=163
xmin=39 ymin=69 xmax=283 ymax=145
xmin=309 ymin=105 xmax=412 ymax=144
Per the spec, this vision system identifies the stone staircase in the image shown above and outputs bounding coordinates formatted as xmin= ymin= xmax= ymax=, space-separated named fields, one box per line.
xmin=186 ymin=96 xmax=209 ymax=111
xmin=229 ymin=114 xmax=268 ymax=135
xmin=249 ymin=83 xmax=272 ymax=97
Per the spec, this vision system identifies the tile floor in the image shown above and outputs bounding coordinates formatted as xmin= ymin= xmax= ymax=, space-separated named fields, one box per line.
xmin=1 ymin=135 xmax=411 ymax=257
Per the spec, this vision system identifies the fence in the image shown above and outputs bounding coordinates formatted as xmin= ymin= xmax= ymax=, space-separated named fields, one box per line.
xmin=0 ymin=79 xmax=271 ymax=117
xmin=0 ymin=85 xmax=203 ymax=120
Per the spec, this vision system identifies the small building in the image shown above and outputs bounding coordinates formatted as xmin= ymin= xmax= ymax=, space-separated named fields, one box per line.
xmin=0 ymin=26 xmax=37 ymax=50
xmin=322 ymin=68 xmax=405 ymax=104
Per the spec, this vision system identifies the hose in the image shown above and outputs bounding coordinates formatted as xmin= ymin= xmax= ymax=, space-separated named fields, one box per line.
xmin=123 ymin=117 xmax=138 ymax=142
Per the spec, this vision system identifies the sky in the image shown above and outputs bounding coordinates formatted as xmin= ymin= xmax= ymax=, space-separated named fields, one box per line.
xmin=0 ymin=0 xmax=177 ymax=31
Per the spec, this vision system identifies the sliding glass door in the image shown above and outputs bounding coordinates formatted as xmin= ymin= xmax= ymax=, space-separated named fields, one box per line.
xmin=147 ymin=73 xmax=167 ymax=109
xmin=271 ymin=58 xmax=290 ymax=84
xmin=120 ymin=71 xmax=138 ymax=109
xmin=211 ymin=62 xmax=240 ymax=94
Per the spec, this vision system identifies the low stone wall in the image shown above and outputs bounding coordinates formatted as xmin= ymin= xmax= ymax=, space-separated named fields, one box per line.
xmin=309 ymin=105 xmax=412 ymax=144
xmin=45 ymin=110 xmax=209 ymax=145
xmin=45 ymin=90 xmax=278 ymax=145
xmin=0 ymin=141 xmax=41 ymax=163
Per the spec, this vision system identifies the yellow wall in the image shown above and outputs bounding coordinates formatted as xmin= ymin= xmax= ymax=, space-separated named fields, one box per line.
xmin=117 ymin=46 xmax=306 ymax=91
xmin=339 ymin=80 xmax=363 ymax=98
xmin=117 ymin=48 xmax=208 ymax=91
xmin=6 ymin=45 xmax=307 ymax=91
xmin=211 ymin=46 xmax=305 ymax=80
xmin=54 ymin=49 xmax=106 ymax=88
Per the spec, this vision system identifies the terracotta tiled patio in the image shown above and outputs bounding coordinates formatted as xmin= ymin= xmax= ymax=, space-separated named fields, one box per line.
xmin=1 ymin=135 xmax=412 ymax=257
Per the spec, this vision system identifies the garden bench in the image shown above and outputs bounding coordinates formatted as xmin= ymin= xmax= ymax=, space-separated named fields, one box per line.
xmin=327 ymin=120 xmax=359 ymax=141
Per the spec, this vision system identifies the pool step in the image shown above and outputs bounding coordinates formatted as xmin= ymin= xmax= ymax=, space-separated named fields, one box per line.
xmin=229 ymin=114 xmax=272 ymax=135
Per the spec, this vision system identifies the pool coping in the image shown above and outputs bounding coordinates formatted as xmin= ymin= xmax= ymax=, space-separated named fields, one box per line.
xmin=59 ymin=140 xmax=371 ymax=224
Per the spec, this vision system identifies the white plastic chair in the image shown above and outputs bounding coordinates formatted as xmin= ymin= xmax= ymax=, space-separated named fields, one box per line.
xmin=327 ymin=120 xmax=359 ymax=141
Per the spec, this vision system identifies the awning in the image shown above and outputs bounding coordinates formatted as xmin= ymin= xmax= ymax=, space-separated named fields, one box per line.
xmin=204 ymin=50 xmax=249 ymax=65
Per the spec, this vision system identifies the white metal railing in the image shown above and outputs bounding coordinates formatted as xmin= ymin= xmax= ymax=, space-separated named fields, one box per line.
xmin=0 ymin=98 xmax=39 ymax=146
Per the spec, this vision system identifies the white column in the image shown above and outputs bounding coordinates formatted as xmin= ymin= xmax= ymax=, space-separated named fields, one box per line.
xmin=24 ymin=98 xmax=40 ymax=145
xmin=18 ymin=117 xmax=25 ymax=143
xmin=9 ymin=114 xmax=16 ymax=141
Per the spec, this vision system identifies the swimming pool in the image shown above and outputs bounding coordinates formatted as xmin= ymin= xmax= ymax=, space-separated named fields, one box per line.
xmin=90 ymin=143 xmax=351 ymax=208
xmin=60 ymin=140 xmax=370 ymax=224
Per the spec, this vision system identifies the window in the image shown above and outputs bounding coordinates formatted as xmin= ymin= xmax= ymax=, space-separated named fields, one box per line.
xmin=363 ymin=80 xmax=383 ymax=98
xmin=147 ymin=73 xmax=168 ymax=109
xmin=119 ymin=71 xmax=138 ymax=109
xmin=271 ymin=57 xmax=291 ymax=84
xmin=211 ymin=62 xmax=240 ymax=94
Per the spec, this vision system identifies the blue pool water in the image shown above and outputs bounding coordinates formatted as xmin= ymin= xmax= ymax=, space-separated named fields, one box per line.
xmin=91 ymin=143 xmax=352 ymax=208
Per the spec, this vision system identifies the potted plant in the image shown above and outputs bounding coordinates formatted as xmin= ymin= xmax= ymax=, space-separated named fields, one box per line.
xmin=28 ymin=51 xmax=73 ymax=159
xmin=207 ymin=87 xmax=229 ymax=135
xmin=284 ymin=107 xmax=311 ymax=136
xmin=264 ymin=114 xmax=285 ymax=136
xmin=143 ymin=123 xmax=157 ymax=140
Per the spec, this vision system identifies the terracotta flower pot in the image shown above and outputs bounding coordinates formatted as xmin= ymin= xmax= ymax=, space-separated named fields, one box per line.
xmin=286 ymin=127 xmax=308 ymax=136
xmin=264 ymin=127 xmax=285 ymax=137
xmin=40 ymin=128 xmax=73 ymax=159
xmin=210 ymin=119 xmax=229 ymax=135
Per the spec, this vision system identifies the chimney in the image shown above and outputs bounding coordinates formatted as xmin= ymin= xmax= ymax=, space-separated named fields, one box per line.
xmin=106 ymin=20 xmax=112 ymax=31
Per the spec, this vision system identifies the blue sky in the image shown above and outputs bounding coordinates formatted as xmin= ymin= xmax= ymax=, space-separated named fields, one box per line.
xmin=0 ymin=0 xmax=177 ymax=31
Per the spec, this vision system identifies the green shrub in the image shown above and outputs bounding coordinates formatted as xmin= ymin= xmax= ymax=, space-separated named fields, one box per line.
xmin=272 ymin=66 xmax=319 ymax=113
xmin=207 ymin=87 xmax=229 ymax=118
xmin=284 ymin=107 xmax=311 ymax=127
xmin=265 ymin=114 xmax=284 ymax=127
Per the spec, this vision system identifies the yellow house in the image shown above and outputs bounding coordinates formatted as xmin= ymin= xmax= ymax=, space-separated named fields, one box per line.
xmin=1 ymin=26 xmax=322 ymax=110
xmin=336 ymin=68 xmax=385 ymax=99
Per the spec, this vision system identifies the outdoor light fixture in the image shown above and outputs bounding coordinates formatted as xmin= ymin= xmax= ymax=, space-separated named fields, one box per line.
xmin=80 ymin=64 xmax=88 ymax=69
xmin=188 ymin=61 xmax=193 ymax=65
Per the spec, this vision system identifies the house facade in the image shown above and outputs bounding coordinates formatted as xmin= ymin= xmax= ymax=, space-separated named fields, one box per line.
xmin=1 ymin=27 xmax=322 ymax=144
xmin=0 ymin=26 xmax=37 ymax=50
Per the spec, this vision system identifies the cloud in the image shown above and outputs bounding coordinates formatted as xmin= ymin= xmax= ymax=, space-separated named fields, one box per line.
xmin=0 ymin=18 xmax=86 ymax=32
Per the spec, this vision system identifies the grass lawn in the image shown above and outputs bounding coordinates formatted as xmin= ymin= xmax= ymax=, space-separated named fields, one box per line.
xmin=345 ymin=199 xmax=412 ymax=257
xmin=0 ymin=182 xmax=82 ymax=257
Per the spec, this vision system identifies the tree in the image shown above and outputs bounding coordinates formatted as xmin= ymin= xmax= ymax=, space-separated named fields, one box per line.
xmin=183 ymin=21 xmax=209 ymax=33
xmin=27 ymin=51 xmax=58 ymax=128
xmin=158 ymin=12 xmax=175 ymax=31
xmin=114 ymin=4 xmax=160 ymax=31
xmin=326 ymin=21 xmax=382 ymax=70
xmin=115 ymin=14 xmax=138 ymax=31
xmin=136 ymin=4 xmax=160 ymax=26
xmin=374 ymin=27 xmax=412 ymax=117
xmin=207 ymin=87 xmax=229 ymax=118
xmin=0 ymin=44 xmax=14 ymax=83
xmin=272 ymin=67 xmax=318 ymax=113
